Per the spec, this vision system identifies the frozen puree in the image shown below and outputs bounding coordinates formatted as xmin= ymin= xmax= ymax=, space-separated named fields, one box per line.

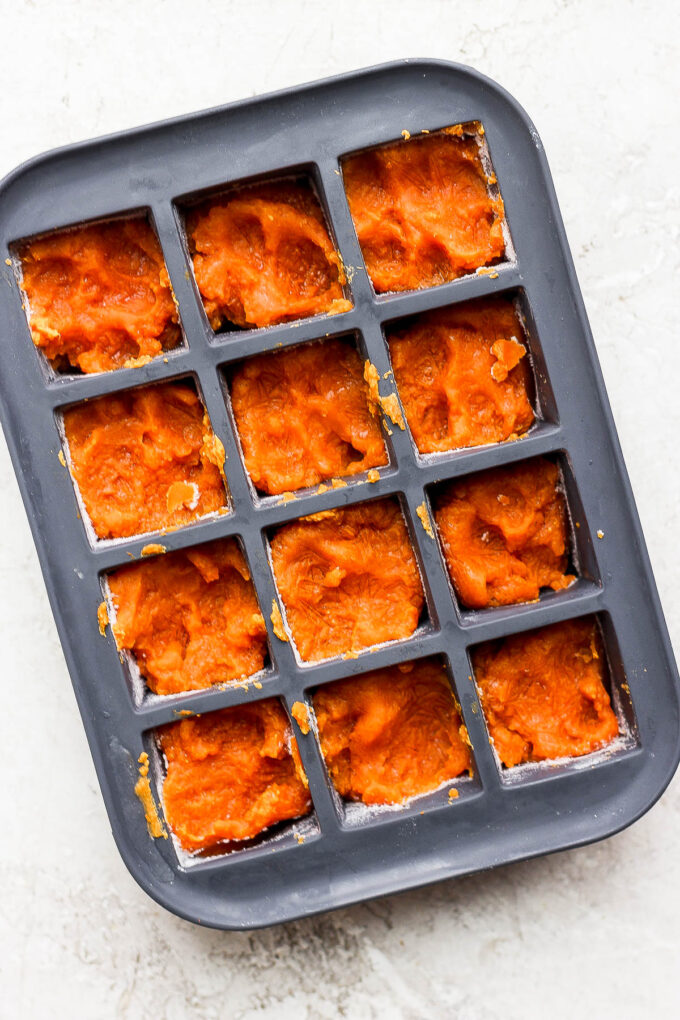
xmin=434 ymin=457 xmax=574 ymax=608
xmin=388 ymin=297 xmax=533 ymax=453
xmin=109 ymin=539 xmax=267 ymax=696
xmin=19 ymin=218 xmax=179 ymax=373
xmin=63 ymin=382 xmax=226 ymax=540
xmin=231 ymin=337 xmax=387 ymax=494
xmin=314 ymin=658 xmax=472 ymax=804
xmin=159 ymin=700 xmax=311 ymax=852
xmin=473 ymin=618 xmax=619 ymax=767
xmin=188 ymin=179 xmax=351 ymax=329
xmin=343 ymin=127 xmax=505 ymax=293
xmin=270 ymin=500 xmax=424 ymax=661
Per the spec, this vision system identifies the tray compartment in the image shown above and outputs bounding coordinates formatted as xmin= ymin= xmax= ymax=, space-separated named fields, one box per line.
xmin=176 ymin=168 xmax=352 ymax=335
xmin=11 ymin=209 xmax=183 ymax=378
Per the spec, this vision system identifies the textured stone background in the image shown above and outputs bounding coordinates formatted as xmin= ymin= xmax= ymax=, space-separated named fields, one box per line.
xmin=0 ymin=1 xmax=678 ymax=1017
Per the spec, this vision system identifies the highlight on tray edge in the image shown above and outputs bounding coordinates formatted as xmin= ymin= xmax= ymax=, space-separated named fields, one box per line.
xmin=54 ymin=375 xmax=230 ymax=544
xmin=467 ymin=611 xmax=638 ymax=777
xmin=10 ymin=210 xmax=184 ymax=378
xmin=339 ymin=121 xmax=513 ymax=297
xmin=174 ymin=168 xmax=353 ymax=335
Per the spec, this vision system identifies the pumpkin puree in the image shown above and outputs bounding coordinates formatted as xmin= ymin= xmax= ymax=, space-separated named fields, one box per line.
xmin=19 ymin=218 xmax=179 ymax=373
xmin=231 ymin=337 xmax=387 ymax=495
xmin=159 ymin=700 xmax=311 ymax=851
xmin=188 ymin=179 xmax=352 ymax=330
xmin=434 ymin=458 xmax=575 ymax=609
xmin=270 ymin=499 xmax=424 ymax=661
xmin=314 ymin=658 xmax=472 ymax=804
xmin=63 ymin=381 xmax=227 ymax=539
xmin=473 ymin=618 xmax=619 ymax=767
xmin=389 ymin=298 xmax=534 ymax=453
xmin=109 ymin=539 xmax=267 ymax=696
xmin=343 ymin=128 xmax=505 ymax=293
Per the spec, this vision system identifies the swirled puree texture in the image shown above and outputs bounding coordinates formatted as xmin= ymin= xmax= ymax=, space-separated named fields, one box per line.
xmin=314 ymin=658 xmax=472 ymax=804
xmin=19 ymin=218 xmax=179 ymax=373
xmin=435 ymin=457 xmax=575 ymax=609
xmin=63 ymin=382 xmax=227 ymax=539
xmin=343 ymin=126 xmax=505 ymax=294
xmin=230 ymin=337 xmax=387 ymax=494
xmin=473 ymin=619 xmax=619 ymax=767
xmin=188 ymin=179 xmax=352 ymax=330
xmin=270 ymin=499 xmax=424 ymax=661
xmin=388 ymin=297 xmax=534 ymax=453
xmin=109 ymin=539 xmax=266 ymax=696
xmin=159 ymin=700 xmax=311 ymax=852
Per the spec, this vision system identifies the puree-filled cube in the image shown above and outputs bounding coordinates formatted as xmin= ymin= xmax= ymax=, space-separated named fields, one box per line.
xmin=109 ymin=539 xmax=267 ymax=696
xmin=313 ymin=658 xmax=472 ymax=805
xmin=388 ymin=297 xmax=534 ymax=453
xmin=270 ymin=499 xmax=424 ymax=661
xmin=63 ymin=381 xmax=227 ymax=540
xmin=434 ymin=457 xmax=575 ymax=609
xmin=473 ymin=618 xmax=619 ymax=767
xmin=343 ymin=127 xmax=505 ymax=294
xmin=159 ymin=700 xmax=311 ymax=852
xmin=230 ymin=337 xmax=387 ymax=495
xmin=187 ymin=179 xmax=352 ymax=330
xmin=18 ymin=218 xmax=179 ymax=374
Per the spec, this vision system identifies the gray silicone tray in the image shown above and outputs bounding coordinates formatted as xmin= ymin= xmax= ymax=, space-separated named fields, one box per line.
xmin=0 ymin=60 xmax=678 ymax=930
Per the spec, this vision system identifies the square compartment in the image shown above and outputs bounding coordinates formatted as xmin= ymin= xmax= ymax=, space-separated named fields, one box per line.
xmin=102 ymin=536 xmax=271 ymax=703
xmin=177 ymin=170 xmax=352 ymax=334
xmin=11 ymin=211 xmax=183 ymax=378
xmin=341 ymin=122 xmax=511 ymax=295
xmin=56 ymin=375 xmax=229 ymax=544
xmin=428 ymin=451 xmax=597 ymax=618
xmin=146 ymin=697 xmax=317 ymax=863
xmin=469 ymin=612 xmax=638 ymax=783
xmin=384 ymin=290 xmax=557 ymax=460
xmin=222 ymin=332 xmax=390 ymax=500
xmin=267 ymin=495 xmax=431 ymax=663
xmin=308 ymin=654 xmax=479 ymax=825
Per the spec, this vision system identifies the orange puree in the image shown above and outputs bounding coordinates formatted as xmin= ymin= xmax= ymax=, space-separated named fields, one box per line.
xmin=63 ymin=382 xmax=227 ymax=539
xmin=19 ymin=218 xmax=178 ymax=373
xmin=159 ymin=700 xmax=311 ymax=851
xmin=473 ymin=618 xmax=619 ymax=767
xmin=388 ymin=298 xmax=534 ymax=453
xmin=434 ymin=458 xmax=575 ymax=609
xmin=270 ymin=499 xmax=424 ymax=661
xmin=313 ymin=658 xmax=472 ymax=804
xmin=188 ymin=179 xmax=351 ymax=330
xmin=230 ymin=338 xmax=387 ymax=495
xmin=343 ymin=128 xmax=505 ymax=293
xmin=109 ymin=539 xmax=267 ymax=696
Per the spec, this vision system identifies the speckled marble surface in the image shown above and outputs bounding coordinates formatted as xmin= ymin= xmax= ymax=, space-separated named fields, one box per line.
xmin=1 ymin=2 xmax=678 ymax=1016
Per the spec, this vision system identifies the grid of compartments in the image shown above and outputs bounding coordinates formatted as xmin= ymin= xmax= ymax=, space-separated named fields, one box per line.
xmin=13 ymin=122 xmax=638 ymax=865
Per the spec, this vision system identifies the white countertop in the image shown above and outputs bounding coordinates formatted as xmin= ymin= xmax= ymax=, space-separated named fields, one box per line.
xmin=1 ymin=1 xmax=678 ymax=1016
